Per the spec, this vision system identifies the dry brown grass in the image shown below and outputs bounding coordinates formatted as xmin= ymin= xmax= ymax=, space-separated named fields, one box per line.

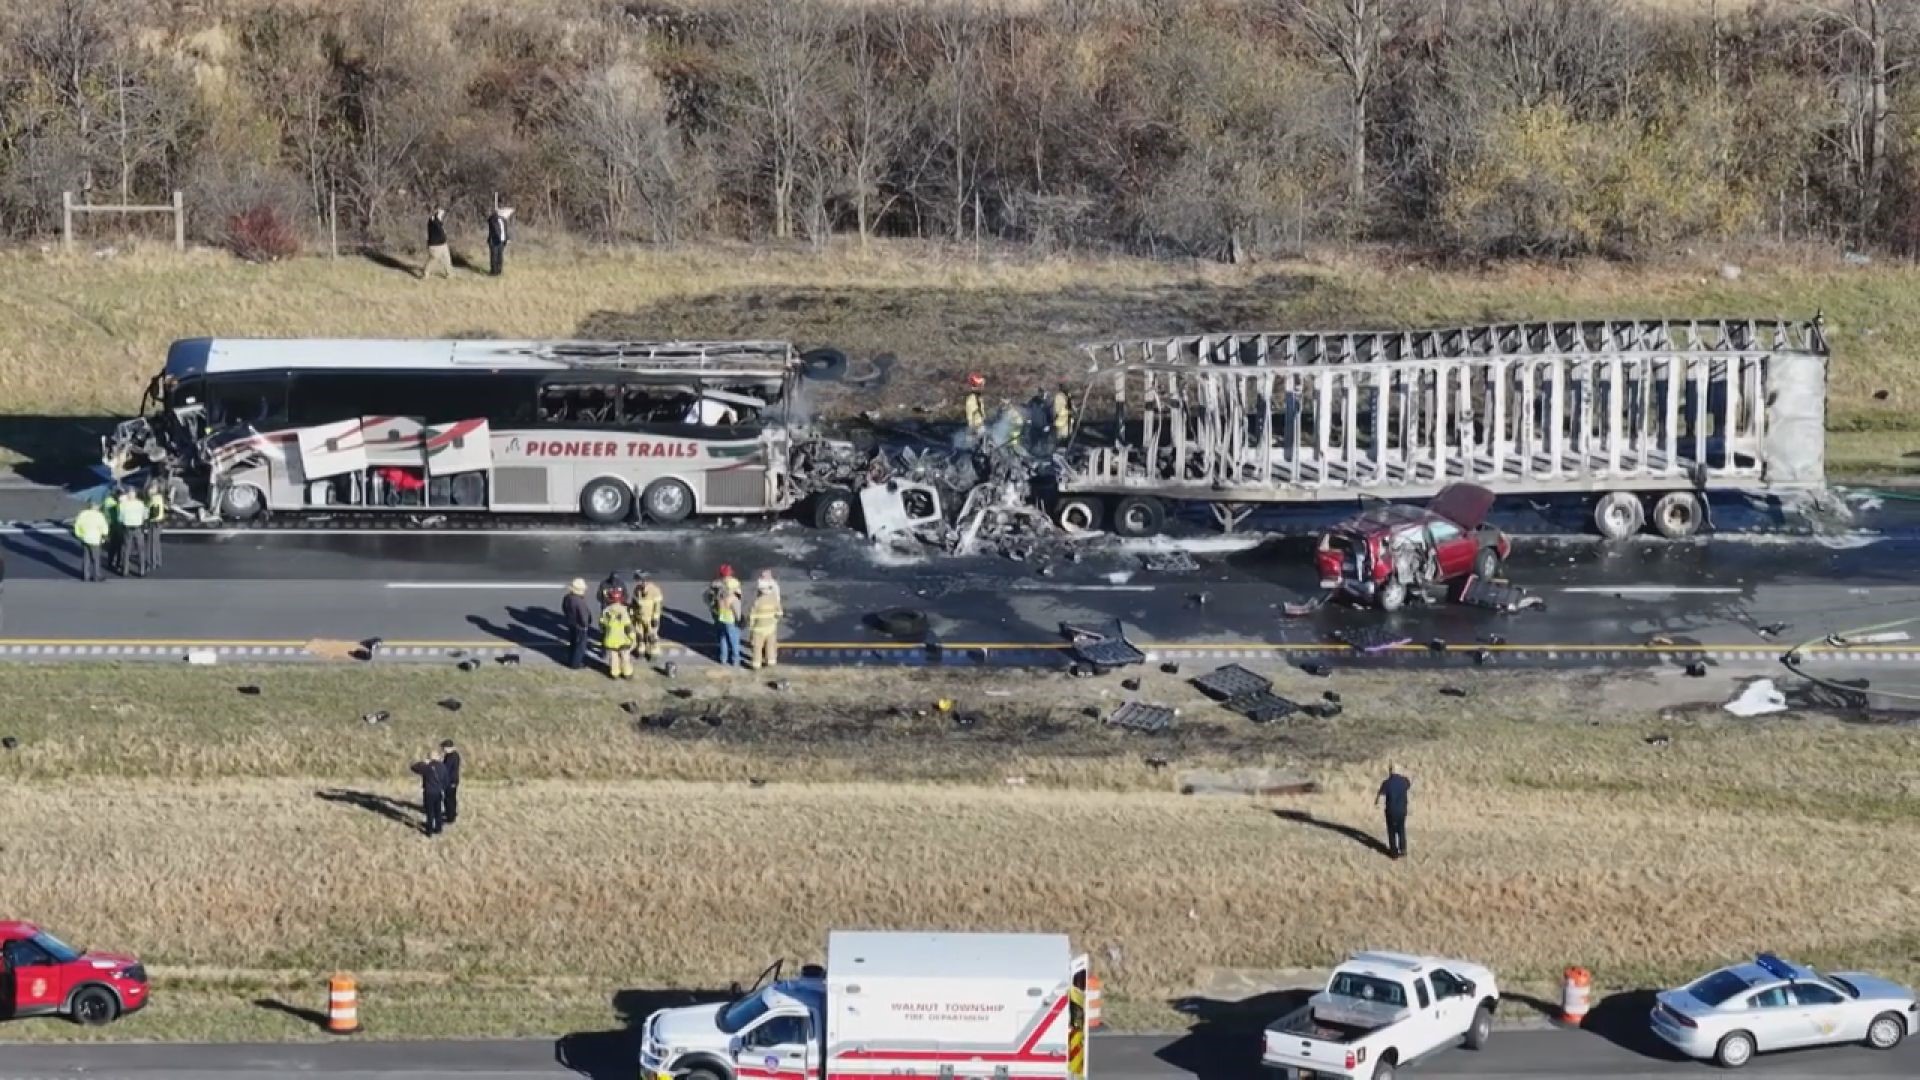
xmin=2 ymin=662 xmax=1918 ymax=1042
xmin=3 ymin=242 xmax=1918 ymax=476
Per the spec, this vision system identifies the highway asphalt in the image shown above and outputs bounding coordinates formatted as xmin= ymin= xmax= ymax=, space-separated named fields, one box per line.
xmin=2 ymin=1028 xmax=1916 ymax=1079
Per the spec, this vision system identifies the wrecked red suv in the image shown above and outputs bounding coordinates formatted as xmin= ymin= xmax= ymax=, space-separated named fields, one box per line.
xmin=1 ymin=920 xmax=148 ymax=1026
xmin=1315 ymin=483 xmax=1511 ymax=611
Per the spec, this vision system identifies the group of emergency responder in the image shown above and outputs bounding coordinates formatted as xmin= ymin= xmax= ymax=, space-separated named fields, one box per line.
xmin=561 ymin=563 xmax=784 ymax=678
xmin=70 ymin=481 xmax=168 ymax=582
xmin=962 ymin=373 xmax=1074 ymax=450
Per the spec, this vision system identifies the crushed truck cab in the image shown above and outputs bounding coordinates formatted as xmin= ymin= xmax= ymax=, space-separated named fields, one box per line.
xmin=642 ymin=931 xmax=1091 ymax=1080
xmin=1262 ymin=952 xmax=1498 ymax=1080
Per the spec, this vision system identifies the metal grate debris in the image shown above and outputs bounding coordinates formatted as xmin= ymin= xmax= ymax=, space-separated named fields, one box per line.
xmin=1227 ymin=690 xmax=1300 ymax=724
xmin=1107 ymin=702 xmax=1177 ymax=733
xmin=1061 ymin=619 xmax=1146 ymax=667
xmin=1191 ymin=663 xmax=1272 ymax=701
xmin=1341 ymin=627 xmax=1412 ymax=653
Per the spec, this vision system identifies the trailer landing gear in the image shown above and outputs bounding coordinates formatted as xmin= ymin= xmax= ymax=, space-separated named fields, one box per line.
xmin=1210 ymin=502 xmax=1252 ymax=534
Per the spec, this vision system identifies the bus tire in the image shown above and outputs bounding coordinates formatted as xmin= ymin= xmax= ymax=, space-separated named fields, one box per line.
xmin=800 ymin=348 xmax=848 ymax=382
xmin=640 ymin=478 xmax=694 ymax=524
xmin=1651 ymin=491 xmax=1703 ymax=539
xmin=580 ymin=478 xmax=633 ymax=524
xmin=1110 ymin=495 xmax=1166 ymax=538
xmin=1055 ymin=495 xmax=1104 ymax=533
xmin=219 ymin=483 xmax=265 ymax=521
xmin=1592 ymin=491 xmax=1643 ymax=541
xmin=811 ymin=488 xmax=856 ymax=530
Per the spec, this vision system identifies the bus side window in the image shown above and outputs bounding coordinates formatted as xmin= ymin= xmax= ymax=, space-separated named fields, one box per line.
xmin=207 ymin=374 xmax=289 ymax=427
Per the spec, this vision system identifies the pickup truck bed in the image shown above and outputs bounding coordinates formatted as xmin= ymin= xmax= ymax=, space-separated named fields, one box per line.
xmin=1272 ymin=997 xmax=1407 ymax=1044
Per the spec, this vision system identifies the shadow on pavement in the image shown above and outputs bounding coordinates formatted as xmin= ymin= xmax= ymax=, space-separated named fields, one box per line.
xmin=1502 ymin=991 xmax=1561 ymax=1022
xmin=252 ymin=996 xmax=329 ymax=1031
xmin=1271 ymin=808 xmax=1392 ymax=858
xmin=1157 ymin=990 xmax=1312 ymax=1080
xmin=1 ymin=528 xmax=81 ymax=578
xmin=0 ymin=415 xmax=119 ymax=479
xmin=556 ymin=987 xmax=737 ymax=1080
xmin=314 ymin=788 xmax=422 ymax=830
xmin=1581 ymin=989 xmax=1688 ymax=1061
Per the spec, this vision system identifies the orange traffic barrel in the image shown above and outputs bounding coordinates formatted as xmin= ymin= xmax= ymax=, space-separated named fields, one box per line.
xmin=327 ymin=974 xmax=361 ymax=1034
xmin=1560 ymin=967 xmax=1592 ymax=1025
xmin=1086 ymin=973 xmax=1104 ymax=1029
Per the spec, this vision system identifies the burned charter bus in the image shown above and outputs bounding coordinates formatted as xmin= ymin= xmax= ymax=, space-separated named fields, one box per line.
xmin=105 ymin=337 xmax=858 ymax=525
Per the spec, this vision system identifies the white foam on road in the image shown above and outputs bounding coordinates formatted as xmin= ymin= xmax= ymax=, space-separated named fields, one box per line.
xmin=1118 ymin=534 xmax=1268 ymax=554
xmin=1560 ymin=586 xmax=1745 ymax=596
xmin=1724 ymin=678 xmax=1788 ymax=717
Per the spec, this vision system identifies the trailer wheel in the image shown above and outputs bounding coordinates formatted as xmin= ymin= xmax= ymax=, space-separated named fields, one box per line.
xmin=1111 ymin=495 xmax=1166 ymax=538
xmin=1651 ymin=491 xmax=1704 ymax=539
xmin=219 ymin=483 xmax=265 ymax=521
xmin=580 ymin=478 xmax=633 ymax=524
xmin=811 ymin=487 xmax=856 ymax=530
xmin=641 ymin=479 xmax=695 ymax=524
xmin=1592 ymin=491 xmax=1643 ymax=541
xmin=1055 ymin=495 xmax=1104 ymax=534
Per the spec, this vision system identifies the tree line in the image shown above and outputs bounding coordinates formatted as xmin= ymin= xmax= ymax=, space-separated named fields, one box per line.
xmin=1 ymin=0 xmax=1914 ymax=262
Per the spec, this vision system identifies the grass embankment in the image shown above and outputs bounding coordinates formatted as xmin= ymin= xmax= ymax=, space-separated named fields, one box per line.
xmin=1 ymin=242 xmax=1918 ymax=476
xmin=1 ymin=663 xmax=1916 ymax=1043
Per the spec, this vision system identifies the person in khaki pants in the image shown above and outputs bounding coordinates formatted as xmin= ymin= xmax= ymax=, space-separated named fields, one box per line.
xmin=746 ymin=579 xmax=782 ymax=670
xmin=419 ymin=208 xmax=452 ymax=280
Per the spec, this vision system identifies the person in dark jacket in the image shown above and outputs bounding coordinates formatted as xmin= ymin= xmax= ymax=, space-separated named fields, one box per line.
xmin=486 ymin=205 xmax=512 ymax=277
xmin=419 ymin=208 xmax=452 ymax=280
xmin=1375 ymin=763 xmax=1412 ymax=859
xmin=411 ymin=746 xmax=449 ymax=837
xmin=439 ymin=738 xmax=462 ymax=825
xmin=597 ymin=569 xmax=626 ymax=611
xmin=562 ymin=577 xmax=594 ymax=670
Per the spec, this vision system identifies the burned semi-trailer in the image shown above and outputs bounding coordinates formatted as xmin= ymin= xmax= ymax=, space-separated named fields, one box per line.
xmin=104 ymin=337 xmax=868 ymax=527
xmin=1053 ymin=317 xmax=1830 ymax=539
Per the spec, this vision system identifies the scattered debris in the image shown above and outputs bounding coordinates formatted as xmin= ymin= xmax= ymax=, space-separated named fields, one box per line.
xmin=1644 ymin=733 xmax=1672 ymax=748
xmin=1 ymin=736 xmax=17 ymax=750
xmin=1191 ymin=664 xmax=1271 ymax=701
xmin=1228 ymin=690 xmax=1299 ymax=724
xmin=438 ymin=698 xmax=462 ymax=712
xmin=1724 ymin=678 xmax=1787 ymax=717
xmin=457 ymin=659 xmax=480 ymax=672
xmin=1829 ymin=629 xmax=1911 ymax=646
xmin=1140 ymin=550 xmax=1199 ymax=573
xmin=1471 ymin=649 xmax=1494 ymax=666
xmin=1282 ymin=590 xmax=1333 ymax=617
xmin=1121 ymin=677 xmax=1141 ymax=691
xmin=639 ymin=713 xmax=676 ymax=730
xmin=1685 ymin=661 xmax=1709 ymax=677
xmin=185 ymin=649 xmax=218 ymax=666
xmin=1791 ymin=677 xmax=1871 ymax=712
xmin=662 ymin=662 xmax=679 ymax=679
xmin=1323 ymin=691 xmax=1341 ymax=704
xmin=1756 ymin=622 xmax=1789 ymax=639
xmin=1179 ymin=768 xmax=1319 ymax=798
xmin=362 ymin=710 xmax=390 ymax=725
xmin=1160 ymin=662 xmax=1181 ymax=675
xmin=702 ymin=712 xmax=725 ymax=728
xmin=363 ymin=637 xmax=385 ymax=658
xmin=748 ymin=777 xmax=766 ymax=788
xmin=867 ymin=608 xmax=930 ymax=640
xmin=772 ymin=679 xmax=792 ymax=692
xmin=1061 ymin=620 xmax=1145 ymax=667
xmin=497 ymin=653 xmax=521 ymax=666
xmin=1107 ymin=702 xmax=1177 ymax=734
xmin=1188 ymin=591 xmax=1210 ymax=607
xmin=1003 ymin=775 xmax=1027 ymax=786
xmin=1144 ymin=755 xmax=1171 ymax=770
xmin=237 ymin=685 xmax=261 ymax=696
xmin=620 ymin=701 xmax=642 ymax=714
xmin=1342 ymin=626 xmax=1411 ymax=654
xmin=1301 ymin=701 xmax=1343 ymax=719
xmin=1873 ymin=388 xmax=1891 ymax=401
xmin=1457 ymin=574 xmax=1545 ymax=611
xmin=1299 ymin=662 xmax=1333 ymax=678
xmin=1478 ymin=633 xmax=1507 ymax=646
xmin=1427 ymin=638 xmax=1447 ymax=653
xmin=1439 ymin=686 xmax=1467 ymax=698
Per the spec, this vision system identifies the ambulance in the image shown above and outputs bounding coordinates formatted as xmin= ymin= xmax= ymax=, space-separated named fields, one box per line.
xmin=640 ymin=931 xmax=1094 ymax=1080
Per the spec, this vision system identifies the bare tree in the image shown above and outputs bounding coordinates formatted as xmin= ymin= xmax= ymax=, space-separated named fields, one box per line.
xmin=562 ymin=61 xmax=707 ymax=245
xmin=724 ymin=0 xmax=836 ymax=240
xmin=826 ymin=6 xmax=919 ymax=248
xmin=1286 ymin=0 xmax=1416 ymax=212
xmin=334 ymin=2 xmax=465 ymax=236
xmin=1800 ymin=0 xmax=1917 ymax=237
xmin=14 ymin=0 xmax=114 ymax=195
xmin=923 ymin=0 xmax=989 ymax=242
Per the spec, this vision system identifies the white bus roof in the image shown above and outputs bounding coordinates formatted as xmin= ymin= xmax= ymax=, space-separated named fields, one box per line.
xmin=162 ymin=337 xmax=798 ymax=378
xmin=827 ymin=930 xmax=1069 ymax=984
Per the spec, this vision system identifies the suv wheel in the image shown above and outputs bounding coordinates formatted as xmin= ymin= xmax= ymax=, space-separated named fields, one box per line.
xmin=1867 ymin=1012 xmax=1906 ymax=1049
xmin=70 ymin=985 xmax=118 ymax=1026
xmin=1379 ymin=579 xmax=1408 ymax=612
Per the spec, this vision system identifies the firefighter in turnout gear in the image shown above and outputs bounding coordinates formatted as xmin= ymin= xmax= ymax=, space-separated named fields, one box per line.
xmin=73 ymin=502 xmax=110 ymax=582
xmin=1051 ymin=383 xmax=1074 ymax=442
xmin=747 ymin=579 xmax=782 ymax=670
xmin=706 ymin=563 xmax=744 ymax=667
xmin=630 ymin=571 xmax=665 ymax=662
xmin=964 ymin=373 xmax=986 ymax=440
xmin=600 ymin=599 xmax=636 ymax=679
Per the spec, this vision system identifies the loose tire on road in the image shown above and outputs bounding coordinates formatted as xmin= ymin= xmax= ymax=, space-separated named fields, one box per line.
xmin=640 ymin=479 xmax=694 ymax=524
xmin=810 ymin=487 xmax=856 ymax=530
xmin=219 ymin=482 xmax=265 ymax=521
xmin=1464 ymin=1005 xmax=1493 ymax=1050
xmin=799 ymin=347 xmax=848 ymax=382
xmin=1110 ymin=494 xmax=1166 ymax=538
xmin=69 ymin=985 xmax=117 ymax=1026
xmin=580 ymin=477 xmax=633 ymax=524
xmin=1055 ymin=495 xmax=1104 ymax=534
xmin=1867 ymin=1012 xmax=1906 ymax=1050
xmin=1593 ymin=491 xmax=1644 ymax=541
xmin=867 ymin=608 xmax=929 ymax=640
xmin=1651 ymin=490 xmax=1704 ymax=539
xmin=1714 ymin=1030 xmax=1755 ymax=1068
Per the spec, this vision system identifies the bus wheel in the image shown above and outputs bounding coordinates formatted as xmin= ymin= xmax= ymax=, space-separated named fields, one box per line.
xmin=640 ymin=479 xmax=694 ymax=524
xmin=219 ymin=483 xmax=265 ymax=521
xmin=1111 ymin=495 xmax=1166 ymax=538
xmin=811 ymin=488 xmax=856 ymax=530
xmin=580 ymin=478 xmax=633 ymax=524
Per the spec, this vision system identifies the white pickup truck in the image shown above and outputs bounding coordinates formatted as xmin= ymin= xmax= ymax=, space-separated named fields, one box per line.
xmin=1262 ymin=952 xmax=1499 ymax=1080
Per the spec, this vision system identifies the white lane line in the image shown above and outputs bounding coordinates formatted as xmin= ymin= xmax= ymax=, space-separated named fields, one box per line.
xmin=1007 ymin=584 xmax=1156 ymax=593
xmin=387 ymin=582 xmax=569 ymax=590
xmin=1559 ymin=586 xmax=1744 ymax=595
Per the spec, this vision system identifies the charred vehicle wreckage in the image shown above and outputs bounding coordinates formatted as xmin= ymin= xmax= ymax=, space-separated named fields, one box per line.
xmin=106 ymin=316 xmax=1832 ymax=592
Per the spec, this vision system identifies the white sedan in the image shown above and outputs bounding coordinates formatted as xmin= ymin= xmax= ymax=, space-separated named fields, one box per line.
xmin=1650 ymin=953 xmax=1917 ymax=1068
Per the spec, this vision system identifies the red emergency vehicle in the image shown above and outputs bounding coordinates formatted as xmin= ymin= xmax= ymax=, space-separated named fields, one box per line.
xmin=0 ymin=920 xmax=148 ymax=1025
